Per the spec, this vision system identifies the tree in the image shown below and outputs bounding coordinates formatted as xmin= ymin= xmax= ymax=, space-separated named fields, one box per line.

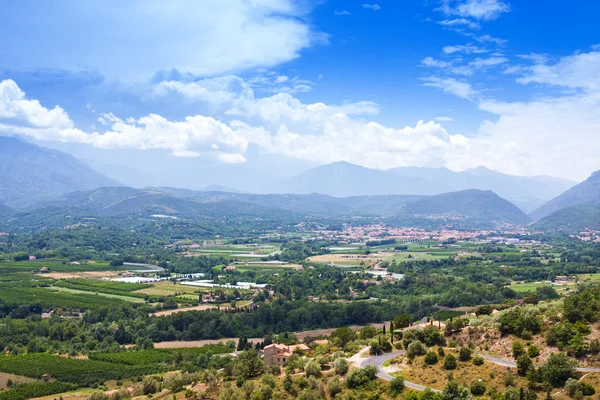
xmin=472 ymin=356 xmax=484 ymax=366
xmin=523 ymin=292 xmax=539 ymax=305
xmin=516 ymin=354 xmax=534 ymax=376
xmin=527 ymin=345 xmax=540 ymax=358
xmin=475 ymin=305 xmax=493 ymax=316
xmin=442 ymin=380 xmax=471 ymax=400
xmin=334 ymin=357 xmax=349 ymax=375
xmin=539 ymin=353 xmax=576 ymax=387
xmin=359 ymin=326 xmax=377 ymax=340
xmin=394 ymin=313 xmax=412 ymax=329
xmin=390 ymin=376 xmax=405 ymax=395
xmin=444 ymin=354 xmax=457 ymax=370
xmin=512 ymin=341 xmax=525 ymax=359
xmin=390 ymin=321 xmax=395 ymax=343
xmin=331 ymin=327 xmax=356 ymax=347
xmin=425 ymin=351 xmax=439 ymax=365
xmin=470 ymin=380 xmax=486 ymax=396
xmin=407 ymin=340 xmax=427 ymax=359
xmin=234 ymin=349 xmax=265 ymax=379
xmin=459 ymin=347 xmax=472 ymax=362
xmin=304 ymin=360 xmax=322 ymax=378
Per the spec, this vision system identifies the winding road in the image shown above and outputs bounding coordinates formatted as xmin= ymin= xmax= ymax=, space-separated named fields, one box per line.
xmin=359 ymin=350 xmax=600 ymax=391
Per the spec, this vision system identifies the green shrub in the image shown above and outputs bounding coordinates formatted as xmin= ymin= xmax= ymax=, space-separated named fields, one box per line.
xmin=470 ymin=380 xmax=486 ymax=396
xmin=424 ymin=352 xmax=439 ymax=365
xmin=443 ymin=354 xmax=457 ymax=370
xmin=472 ymin=356 xmax=484 ymax=366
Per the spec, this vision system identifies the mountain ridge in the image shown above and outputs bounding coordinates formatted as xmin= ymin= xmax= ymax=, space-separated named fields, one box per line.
xmin=0 ymin=136 xmax=120 ymax=209
xmin=530 ymin=170 xmax=600 ymax=220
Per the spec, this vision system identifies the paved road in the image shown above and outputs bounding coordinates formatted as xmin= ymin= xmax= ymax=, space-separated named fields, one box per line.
xmin=477 ymin=352 xmax=600 ymax=373
xmin=359 ymin=350 xmax=600 ymax=391
xmin=360 ymin=351 xmax=440 ymax=392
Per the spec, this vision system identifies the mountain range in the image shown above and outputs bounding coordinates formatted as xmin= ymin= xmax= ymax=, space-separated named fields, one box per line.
xmin=530 ymin=171 xmax=600 ymax=231
xmin=2 ymin=136 xmax=599 ymax=231
xmin=273 ymin=161 xmax=574 ymax=213
xmin=5 ymin=186 xmax=530 ymax=231
xmin=0 ymin=136 xmax=119 ymax=208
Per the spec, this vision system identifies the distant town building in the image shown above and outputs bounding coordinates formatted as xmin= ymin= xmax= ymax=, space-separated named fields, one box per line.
xmin=29 ymin=255 xmax=37 ymax=261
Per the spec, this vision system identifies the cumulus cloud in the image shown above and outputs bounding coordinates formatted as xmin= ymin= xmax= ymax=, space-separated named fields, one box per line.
xmin=0 ymin=78 xmax=470 ymax=171
xmin=4 ymin=45 xmax=600 ymax=182
xmin=334 ymin=10 xmax=351 ymax=15
xmin=0 ymin=0 xmax=325 ymax=79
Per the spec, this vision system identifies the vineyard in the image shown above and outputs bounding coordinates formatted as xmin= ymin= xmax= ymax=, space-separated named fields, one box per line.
xmin=0 ymin=287 xmax=126 ymax=309
xmin=0 ymin=260 xmax=118 ymax=273
xmin=0 ymin=354 xmax=161 ymax=386
xmin=54 ymin=278 xmax=152 ymax=298
xmin=0 ymin=381 xmax=78 ymax=400
xmin=0 ymin=346 xmax=233 ymax=387
xmin=88 ymin=345 xmax=233 ymax=365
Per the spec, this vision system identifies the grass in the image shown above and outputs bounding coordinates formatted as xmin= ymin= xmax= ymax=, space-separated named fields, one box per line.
xmin=398 ymin=349 xmax=527 ymax=391
xmin=135 ymin=281 xmax=200 ymax=296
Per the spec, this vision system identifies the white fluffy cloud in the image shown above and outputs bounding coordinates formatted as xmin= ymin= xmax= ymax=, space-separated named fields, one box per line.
xmin=439 ymin=0 xmax=510 ymax=21
xmin=0 ymin=0 xmax=324 ymax=79
xmin=4 ymin=44 xmax=600 ymax=182
xmin=0 ymin=78 xmax=469 ymax=170
xmin=422 ymin=77 xmax=479 ymax=99
xmin=517 ymin=51 xmax=600 ymax=91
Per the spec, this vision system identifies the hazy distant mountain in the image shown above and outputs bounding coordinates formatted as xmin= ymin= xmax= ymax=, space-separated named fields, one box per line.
xmin=389 ymin=166 xmax=574 ymax=212
xmin=11 ymin=186 xmax=530 ymax=230
xmin=533 ymin=204 xmax=600 ymax=231
xmin=277 ymin=161 xmax=449 ymax=197
xmin=201 ymin=185 xmax=242 ymax=193
xmin=391 ymin=189 xmax=532 ymax=228
xmin=530 ymin=171 xmax=600 ymax=220
xmin=85 ymin=161 xmax=152 ymax=188
xmin=274 ymin=162 xmax=573 ymax=212
xmin=0 ymin=136 xmax=119 ymax=208
xmin=0 ymin=202 xmax=14 ymax=219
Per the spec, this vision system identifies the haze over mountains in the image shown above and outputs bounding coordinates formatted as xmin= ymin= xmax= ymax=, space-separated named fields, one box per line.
xmin=274 ymin=161 xmax=574 ymax=212
xmin=0 ymin=136 xmax=118 ymax=208
xmin=2 ymin=136 xmax=600 ymax=231
xmin=531 ymin=171 xmax=600 ymax=231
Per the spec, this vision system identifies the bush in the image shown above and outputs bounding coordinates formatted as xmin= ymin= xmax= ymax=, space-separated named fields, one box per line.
xmin=333 ymin=357 xmax=349 ymax=375
xmin=327 ymin=378 xmax=342 ymax=397
xmin=407 ymin=340 xmax=427 ymax=359
xmin=539 ymin=353 xmax=576 ymax=387
xmin=517 ymin=355 xmax=534 ymax=376
xmin=472 ymin=356 xmax=484 ymax=366
xmin=470 ymin=380 xmax=486 ymax=396
xmin=424 ymin=352 xmax=439 ymax=365
xmin=443 ymin=354 xmax=457 ymax=370
xmin=527 ymin=345 xmax=540 ymax=358
xmin=304 ymin=360 xmax=322 ymax=378
xmin=512 ymin=341 xmax=525 ymax=359
xmin=346 ymin=366 xmax=378 ymax=389
xmin=458 ymin=347 xmax=472 ymax=362
xmin=390 ymin=376 xmax=405 ymax=395
xmin=438 ymin=346 xmax=445 ymax=357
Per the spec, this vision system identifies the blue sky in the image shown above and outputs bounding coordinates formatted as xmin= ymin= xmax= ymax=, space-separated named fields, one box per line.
xmin=0 ymin=0 xmax=599 ymax=185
